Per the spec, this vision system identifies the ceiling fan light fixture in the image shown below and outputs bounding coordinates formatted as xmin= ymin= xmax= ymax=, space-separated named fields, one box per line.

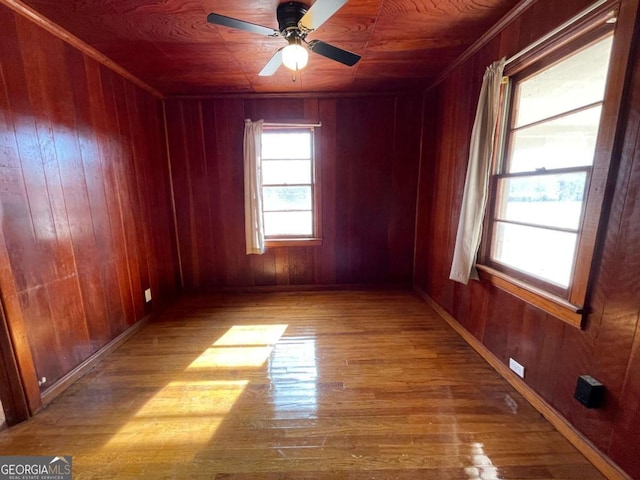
xmin=282 ymin=40 xmax=309 ymax=71
xmin=207 ymin=0 xmax=361 ymax=76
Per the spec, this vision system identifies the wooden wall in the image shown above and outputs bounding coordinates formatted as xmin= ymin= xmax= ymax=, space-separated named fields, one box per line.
xmin=164 ymin=95 xmax=422 ymax=290
xmin=0 ymin=5 xmax=180 ymax=413
xmin=7 ymin=0 xmax=640 ymax=476
xmin=414 ymin=0 xmax=640 ymax=477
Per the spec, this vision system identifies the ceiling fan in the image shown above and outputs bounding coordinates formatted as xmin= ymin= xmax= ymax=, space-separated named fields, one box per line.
xmin=207 ymin=0 xmax=361 ymax=76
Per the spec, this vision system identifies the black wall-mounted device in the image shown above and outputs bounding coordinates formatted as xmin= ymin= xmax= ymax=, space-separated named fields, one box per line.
xmin=574 ymin=375 xmax=605 ymax=408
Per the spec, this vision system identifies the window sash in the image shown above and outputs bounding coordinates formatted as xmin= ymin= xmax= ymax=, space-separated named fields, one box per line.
xmin=505 ymin=105 xmax=604 ymax=174
xmin=487 ymin=170 xmax=589 ymax=294
xmin=490 ymin=221 xmax=579 ymax=290
xmin=494 ymin=167 xmax=590 ymax=229
xmin=260 ymin=127 xmax=319 ymax=241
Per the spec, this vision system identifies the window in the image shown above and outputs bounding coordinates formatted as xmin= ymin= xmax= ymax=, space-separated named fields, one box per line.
xmin=260 ymin=127 xmax=321 ymax=245
xmin=479 ymin=16 xmax=620 ymax=325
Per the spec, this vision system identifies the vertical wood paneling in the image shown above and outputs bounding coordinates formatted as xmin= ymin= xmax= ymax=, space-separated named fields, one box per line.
xmin=0 ymin=12 xmax=47 ymax=415
xmin=336 ymin=97 xmax=395 ymax=284
xmin=388 ymin=96 xmax=422 ymax=283
xmin=208 ymin=99 xmax=248 ymax=286
xmin=98 ymin=65 xmax=135 ymax=335
xmin=144 ymin=96 xmax=180 ymax=298
xmin=610 ymin=313 xmax=640 ymax=479
xmin=413 ymin=90 xmax=438 ymax=292
xmin=66 ymin=49 xmax=112 ymax=346
xmin=112 ymin=75 xmax=145 ymax=325
xmin=314 ymin=99 xmax=337 ymax=285
xmin=0 ymin=3 xmax=180 ymax=414
xmin=165 ymin=95 xmax=421 ymax=289
xmin=429 ymin=79 xmax=456 ymax=305
xmin=413 ymin=0 xmax=640 ymax=477
xmin=0 ymin=301 xmax=29 ymax=424
xmin=596 ymin=23 xmax=640 ymax=474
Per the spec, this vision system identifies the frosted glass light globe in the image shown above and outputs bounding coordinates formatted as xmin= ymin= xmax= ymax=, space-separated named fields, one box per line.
xmin=282 ymin=44 xmax=309 ymax=71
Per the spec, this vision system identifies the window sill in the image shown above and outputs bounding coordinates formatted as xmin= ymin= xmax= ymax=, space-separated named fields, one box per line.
xmin=265 ymin=238 xmax=323 ymax=248
xmin=475 ymin=264 xmax=584 ymax=329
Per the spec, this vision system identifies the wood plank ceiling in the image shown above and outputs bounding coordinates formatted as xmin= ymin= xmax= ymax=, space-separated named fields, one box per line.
xmin=18 ymin=0 xmax=520 ymax=95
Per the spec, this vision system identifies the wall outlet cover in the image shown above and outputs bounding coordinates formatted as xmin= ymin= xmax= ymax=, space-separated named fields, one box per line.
xmin=144 ymin=288 xmax=152 ymax=302
xmin=509 ymin=358 xmax=525 ymax=378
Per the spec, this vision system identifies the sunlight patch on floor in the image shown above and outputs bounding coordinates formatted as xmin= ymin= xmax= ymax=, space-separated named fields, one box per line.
xmin=187 ymin=346 xmax=275 ymax=368
xmin=213 ymin=324 xmax=289 ymax=346
xmin=104 ymin=324 xmax=289 ymax=455
xmin=104 ymin=380 xmax=248 ymax=449
xmin=187 ymin=324 xmax=289 ymax=369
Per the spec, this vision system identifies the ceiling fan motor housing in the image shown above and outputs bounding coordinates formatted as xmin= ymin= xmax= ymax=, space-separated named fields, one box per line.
xmin=277 ymin=2 xmax=309 ymax=37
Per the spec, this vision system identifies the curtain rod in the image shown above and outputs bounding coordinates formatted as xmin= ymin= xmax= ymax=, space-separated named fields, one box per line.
xmin=263 ymin=122 xmax=322 ymax=127
xmin=505 ymin=0 xmax=613 ymax=65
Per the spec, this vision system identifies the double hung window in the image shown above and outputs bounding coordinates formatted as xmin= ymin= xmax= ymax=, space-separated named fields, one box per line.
xmin=480 ymin=14 xmax=620 ymax=325
xmin=261 ymin=127 xmax=321 ymax=245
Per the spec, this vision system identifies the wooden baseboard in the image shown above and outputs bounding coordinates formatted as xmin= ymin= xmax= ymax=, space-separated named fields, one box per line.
xmin=199 ymin=283 xmax=413 ymax=294
xmin=40 ymin=317 xmax=150 ymax=408
xmin=413 ymin=286 xmax=631 ymax=480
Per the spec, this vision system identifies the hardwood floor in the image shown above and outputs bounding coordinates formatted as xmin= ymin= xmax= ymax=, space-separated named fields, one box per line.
xmin=0 ymin=291 xmax=604 ymax=479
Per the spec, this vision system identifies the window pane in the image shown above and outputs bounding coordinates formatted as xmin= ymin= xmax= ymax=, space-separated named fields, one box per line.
xmin=492 ymin=222 xmax=577 ymax=288
xmin=509 ymin=106 xmax=602 ymax=172
xmin=262 ymin=159 xmax=311 ymax=185
xmin=263 ymin=186 xmax=311 ymax=211
xmin=264 ymin=211 xmax=313 ymax=236
xmin=262 ymin=132 xmax=311 ymax=159
xmin=496 ymin=172 xmax=587 ymax=230
xmin=514 ymin=35 xmax=613 ymax=128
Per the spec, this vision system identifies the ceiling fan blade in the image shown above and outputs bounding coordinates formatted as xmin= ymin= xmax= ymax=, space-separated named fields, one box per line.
xmin=259 ymin=48 xmax=284 ymax=76
xmin=207 ymin=13 xmax=279 ymax=37
xmin=298 ymin=0 xmax=348 ymax=32
xmin=307 ymin=40 xmax=360 ymax=66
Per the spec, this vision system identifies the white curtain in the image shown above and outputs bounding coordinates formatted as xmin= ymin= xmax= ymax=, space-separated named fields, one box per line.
xmin=244 ymin=119 xmax=265 ymax=255
xmin=449 ymin=59 xmax=506 ymax=284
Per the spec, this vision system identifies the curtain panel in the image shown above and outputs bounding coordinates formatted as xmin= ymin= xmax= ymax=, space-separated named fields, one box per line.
xmin=449 ymin=59 xmax=506 ymax=284
xmin=244 ymin=119 xmax=265 ymax=255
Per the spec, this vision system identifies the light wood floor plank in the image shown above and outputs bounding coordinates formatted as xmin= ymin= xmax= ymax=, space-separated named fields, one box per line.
xmin=0 ymin=291 xmax=604 ymax=479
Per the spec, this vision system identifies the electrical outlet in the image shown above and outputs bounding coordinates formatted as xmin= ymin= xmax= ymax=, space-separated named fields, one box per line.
xmin=144 ymin=288 xmax=152 ymax=303
xmin=509 ymin=358 xmax=525 ymax=378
